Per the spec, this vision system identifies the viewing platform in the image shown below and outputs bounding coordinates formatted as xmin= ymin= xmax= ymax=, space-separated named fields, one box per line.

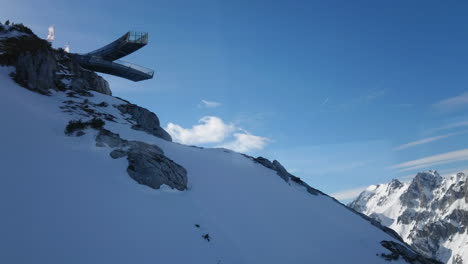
xmin=75 ymin=31 xmax=154 ymax=82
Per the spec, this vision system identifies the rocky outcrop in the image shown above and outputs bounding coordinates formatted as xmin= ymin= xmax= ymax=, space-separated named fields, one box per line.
xmin=400 ymin=171 xmax=442 ymax=208
xmin=14 ymin=49 xmax=57 ymax=94
xmin=96 ymin=129 xmax=186 ymax=190
xmin=246 ymin=155 xmax=321 ymax=196
xmin=388 ymin=179 xmax=404 ymax=193
xmin=380 ymin=240 xmax=442 ymax=264
xmin=117 ymin=103 xmax=172 ymax=141
xmin=253 ymin=157 xmax=291 ymax=182
xmin=0 ymin=25 xmax=111 ymax=95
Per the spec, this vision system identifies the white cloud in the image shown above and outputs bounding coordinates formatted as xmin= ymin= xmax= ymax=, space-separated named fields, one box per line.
xmin=166 ymin=116 xmax=235 ymax=145
xmin=330 ymin=186 xmax=368 ymax=201
xmin=391 ymin=148 xmax=468 ymax=172
xmin=166 ymin=116 xmax=270 ymax=153
xmin=393 ymin=131 xmax=464 ymax=151
xmin=433 ymin=92 xmax=468 ymax=111
xmin=200 ymin=99 xmax=221 ymax=108
xmin=435 ymin=120 xmax=468 ymax=131
xmin=219 ymin=132 xmax=270 ymax=153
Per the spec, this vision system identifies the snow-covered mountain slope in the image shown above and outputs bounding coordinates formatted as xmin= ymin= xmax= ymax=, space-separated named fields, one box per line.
xmin=0 ymin=24 xmax=439 ymax=264
xmin=349 ymin=171 xmax=468 ymax=264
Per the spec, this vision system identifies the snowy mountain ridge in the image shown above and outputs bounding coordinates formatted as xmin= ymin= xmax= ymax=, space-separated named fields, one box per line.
xmin=0 ymin=22 xmax=441 ymax=263
xmin=349 ymin=171 xmax=468 ymax=264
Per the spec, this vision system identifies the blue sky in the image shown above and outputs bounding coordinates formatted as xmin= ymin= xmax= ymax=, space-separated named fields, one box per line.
xmin=4 ymin=0 xmax=468 ymax=201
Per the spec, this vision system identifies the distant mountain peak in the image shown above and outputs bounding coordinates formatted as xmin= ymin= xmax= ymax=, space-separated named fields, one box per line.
xmin=350 ymin=170 xmax=468 ymax=263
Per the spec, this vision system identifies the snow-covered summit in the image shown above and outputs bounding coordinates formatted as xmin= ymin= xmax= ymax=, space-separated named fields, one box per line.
xmin=0 ymin=22 xmax=440 ymax=264
xmin=349 ymin=172 xmax=468 ymax=263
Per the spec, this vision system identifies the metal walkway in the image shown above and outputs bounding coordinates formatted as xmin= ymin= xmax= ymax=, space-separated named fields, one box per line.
xmin=75 ymin=32 xmax=154 ymax=82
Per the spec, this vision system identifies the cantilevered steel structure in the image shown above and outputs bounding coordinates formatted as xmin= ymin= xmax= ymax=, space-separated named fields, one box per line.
xmin=75 ymin=32 xmax=154 ymax=82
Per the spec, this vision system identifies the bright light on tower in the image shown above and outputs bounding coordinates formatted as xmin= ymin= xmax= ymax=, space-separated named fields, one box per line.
xmin=46 ymin=25 xmax=55 ymax=42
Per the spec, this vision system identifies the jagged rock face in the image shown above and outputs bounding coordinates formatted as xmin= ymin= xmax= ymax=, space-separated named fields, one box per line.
xmin=0 ymin=26 xmax=111 ymax=95
xmin=253 ymin=157 xmax=291 ymax=182
xmin=380 ymin=240 xmax=442 ymax=264
xmin=126 ymin=149 xmax=187 ymax=191
xmin=400 ymin=171 xmax=443 ymax=208
xmin=247 ymin=156 xmax=321 ymax=196
xmin=349 ymin=171 xmax=468 ymax=263
xmin=388 ymin=179 xmax=404 ymax=193
xmin=117 ymin=103 xmax=172 ymax=141
xmin=15 ymin=48 xmax=111 ymax=95
xmin=15 ymin=49 xmax=57 ymax=94
xmin=96 ymin=129 xmax=187 ymax=190
xmin=69 ymin=67 xmax=111 ymax=96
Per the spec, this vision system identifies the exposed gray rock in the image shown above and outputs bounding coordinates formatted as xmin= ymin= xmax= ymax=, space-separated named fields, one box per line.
xmin=409 ymin=221 xmax=458 ymax=259
xmin=1 ymin=30 xmax=111 ymax=95
xmin=95 ymin=129 xmax=187 ymax=190
xmin=15 ymin=49 xmax=57 ymax=94
xmin=110 ymin=149 xmax=127 ymax=159
xmin=380 ymin=240 xmax=442 ymax=264
xmin=387 ymin=179 xmax=404 ymax=193
xmin=400 ymin=171 xmax=442 ymax=208
xmin=253 ymin=157 xmax=291 ymax=182
xmin=117 ymin=103 xmax=172 ymax=141
xmin=446 ymin=209 xmax=468 ymax=229
xmin=397 ymin=209 xmax=417 ymax=225
xmin=95 ymin=128 xmax=124 ymax=148
xmin=272 ymin=160 xmax=293 ymax=182
xmin=126 ymin=149 xmax=187 ymax=191
xmin=436 ymin=173 xmax=468 ymax=210
xmin=254 ymin=157 xmax=276 ymax=171
xmin=248 ymin=155 xmax=321 ymax=196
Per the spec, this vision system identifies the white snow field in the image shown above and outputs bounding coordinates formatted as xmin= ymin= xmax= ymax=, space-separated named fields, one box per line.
xmin=0 ymin=66 xmax=418 ymax=264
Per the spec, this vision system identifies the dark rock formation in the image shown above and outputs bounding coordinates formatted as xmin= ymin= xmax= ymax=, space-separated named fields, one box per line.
xmin=253 ymin=157 xmax=291 ymax=182
xmin=14 ymin=49 xmax=57 ymax=94
xmin=380 ymin=240 xmax=442 ymax=264
xmin=436 ymin=173 xmax=468 ymax=209
xmin=397 ymin=209 xmax=417 ymax=225
xmin=0 ymin=25 xmax=111 ymax=95
xmin=400 ymin=171 xmax=442 ymax=208
xmin=245 ymin=155 xmax=321 ymax=196
xmin=95 ymin=129 xmax=186 ymax=190
xmin=126 ymin=148 xmax=187 ymax=191
xmin=117 ymin=103 xmax=172 ymax=141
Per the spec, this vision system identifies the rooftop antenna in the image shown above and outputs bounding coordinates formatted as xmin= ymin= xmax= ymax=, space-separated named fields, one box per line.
xmin=46 ymin=25 xmax=55 ymax=42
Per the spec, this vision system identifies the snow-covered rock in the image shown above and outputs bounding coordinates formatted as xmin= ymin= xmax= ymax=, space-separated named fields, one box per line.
xmin=349 ymin=171 xmax=468 ymax=263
